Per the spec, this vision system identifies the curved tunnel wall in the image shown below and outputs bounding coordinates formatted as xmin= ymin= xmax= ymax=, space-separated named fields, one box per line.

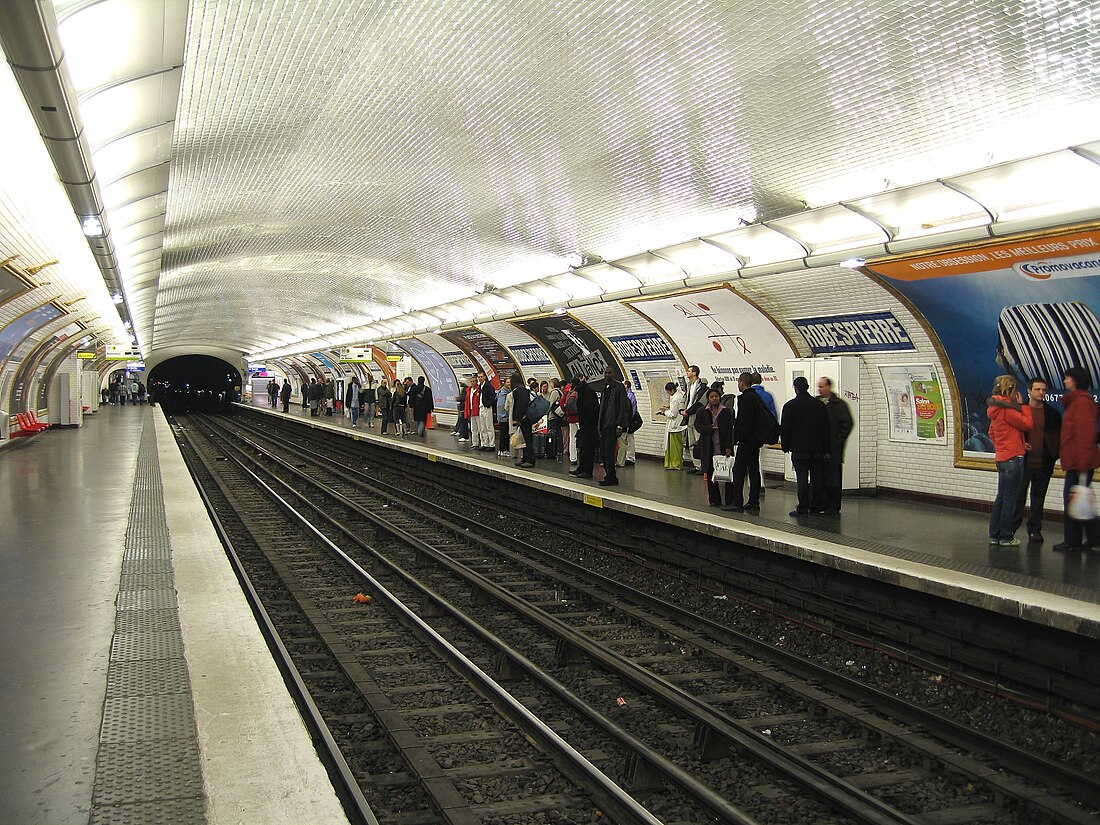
xmin=3 ymin=223 xmax=1097 ymax=519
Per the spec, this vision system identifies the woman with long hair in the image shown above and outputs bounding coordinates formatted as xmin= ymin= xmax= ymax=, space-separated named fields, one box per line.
xmin=986 ymin=374 xmax=1032 ymax=545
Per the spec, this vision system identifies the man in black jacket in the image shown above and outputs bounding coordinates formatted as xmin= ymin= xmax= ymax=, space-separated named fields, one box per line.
xmin=724 ymin=372 xmax=765 ymax=513
xmin=816 ymin=376 xmax=853 ymax=515
xmin=1011 ymin=377 xmax=1062 ymax=542
xmin=596 ymin=367 xmax=631 ymax=486
xmin=780 ymin=376 xmax=830 ymax=517
xmin=568 ymin=374 xmax=601 ymax=479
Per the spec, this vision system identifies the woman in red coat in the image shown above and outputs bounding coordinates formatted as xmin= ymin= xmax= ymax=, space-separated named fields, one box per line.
xmin=1054 ymin=367 xmax=1100 ymax=551
xmin=986 ymin=375 xmax=1032 ymax=546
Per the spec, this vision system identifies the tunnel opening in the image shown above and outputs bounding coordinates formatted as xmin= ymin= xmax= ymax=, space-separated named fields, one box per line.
xmin=147 ymin=355 xmax=241 ymax=413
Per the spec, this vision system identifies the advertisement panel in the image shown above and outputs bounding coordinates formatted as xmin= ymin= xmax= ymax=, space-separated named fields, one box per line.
xmin=0 ymin=303 xmax=62 ymax=364
xmin=627 ymin=285 xmax=796 ymax=392
xmin=513 ymin=315 xmax=622 ymax=382
xmin=11 ymin=323 xmax=82 ymax=412
xmin=865 ymin=227 xmax=1100 ymax=459
xmin=879 ymin=365 xmax=947 ymax=443
xmin=440 ymin=327 xmax=522 ymax=389
xmin=0 ymin=269 xmax=29 ymax=308
xmin=394 ymin=337 xmax=460 ymax=410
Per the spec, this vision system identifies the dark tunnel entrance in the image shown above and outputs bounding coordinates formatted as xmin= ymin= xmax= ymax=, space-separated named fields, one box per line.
xmin=148 ymin=355 xmax=242 ymax=413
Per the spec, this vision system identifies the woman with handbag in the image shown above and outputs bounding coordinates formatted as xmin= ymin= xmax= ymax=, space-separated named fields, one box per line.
xmin=694 ymin=387 xmax=734 ymax=506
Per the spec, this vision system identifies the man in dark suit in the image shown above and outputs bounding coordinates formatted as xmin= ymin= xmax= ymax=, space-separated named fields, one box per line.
xmin=780 ymin=376 xmax=830 ymax=517
xmin=568 ymin=374 xmax=601 ymax=480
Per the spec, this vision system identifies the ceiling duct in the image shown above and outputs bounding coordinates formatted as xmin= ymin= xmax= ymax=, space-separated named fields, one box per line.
xmin=0 ymin=0 xmax=134 ymax=335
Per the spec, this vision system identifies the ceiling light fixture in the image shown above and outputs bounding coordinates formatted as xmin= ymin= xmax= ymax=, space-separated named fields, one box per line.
xmin=553 ymin=306 xmax=568 ymax=315
xmin=81 ymin=215 xmax=102 ymax=236
xmin=839 ymin=257 xmax=866 ymax=268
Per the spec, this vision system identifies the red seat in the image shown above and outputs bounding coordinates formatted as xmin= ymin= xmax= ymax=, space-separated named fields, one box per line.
xmin=16 ymin=413 xmax=48 ymax=433
xmin=27 ymin=411 xmax=50 ymax=430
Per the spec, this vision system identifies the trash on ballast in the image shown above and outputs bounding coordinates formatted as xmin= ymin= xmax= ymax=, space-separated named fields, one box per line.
xmin=934 ymin=675 xmax=943 ymax=684
xmin=616 ymin=697 xmax=627 ymax=707
xmin=845 ymin=660 xmax=856 ymax=667
xmin=352 ymin=593 xmax=372 ymax=604
xmin=713 ymin=594 xmax=728 ymax=600
xmin=761 ymin=729 xmax=772 ymax=736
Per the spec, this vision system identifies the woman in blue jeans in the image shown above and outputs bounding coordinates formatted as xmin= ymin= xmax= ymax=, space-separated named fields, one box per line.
xmin=986 ymin=375 xmax=1033 ymax=546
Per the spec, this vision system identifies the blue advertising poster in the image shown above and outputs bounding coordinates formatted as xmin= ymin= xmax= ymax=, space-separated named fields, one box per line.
xmin=395 ymin=338 xmax=460 ymax=411
xmin=866 ymin=228 xmax=1100 ymax=458
xmin=0 ymin=303 xmax=62 ymax=364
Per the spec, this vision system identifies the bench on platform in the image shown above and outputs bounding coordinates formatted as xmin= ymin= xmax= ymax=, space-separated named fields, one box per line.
xmin=11 ymin=412 xmax=49 ymax=437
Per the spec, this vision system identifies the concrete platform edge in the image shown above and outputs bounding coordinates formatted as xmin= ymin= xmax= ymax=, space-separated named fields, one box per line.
xmin=241 ymin=404 xmax=1100 ymax=639
xmin=155 ymin=412 xmax=350 ymax=824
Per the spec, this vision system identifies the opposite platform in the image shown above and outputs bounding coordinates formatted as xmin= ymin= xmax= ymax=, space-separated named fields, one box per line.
xmin=0 ymin=404 xmax=349 ymax=825
xmin=242 ymin=399 xmax=1100 ymax=639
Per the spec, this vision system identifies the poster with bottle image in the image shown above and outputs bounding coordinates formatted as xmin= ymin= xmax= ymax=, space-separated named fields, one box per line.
xmin=880 ymin=365 xmax=946 ymax=444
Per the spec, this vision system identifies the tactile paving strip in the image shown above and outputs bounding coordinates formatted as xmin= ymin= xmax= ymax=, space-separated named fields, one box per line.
xmin=106 ymin=659 xmax=192 ymax=696
xmin=89 ymin=797 xmax=206 ymax=825
xmin=92 ymin=740 xmax=203 ymax=804
xmin=109 ymin=631 xmax=185 ymax=661
xmin=92 ymin=412 xmax=206 ymax=821
xmin=114 ymin=608 xmax=182 ymax=634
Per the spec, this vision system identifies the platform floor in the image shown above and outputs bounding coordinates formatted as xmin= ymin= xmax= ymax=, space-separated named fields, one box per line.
xmin=247 ymin=397 xmax=1100 ymax=636
xmin=0 ymin=405 xmax=348 ymax=825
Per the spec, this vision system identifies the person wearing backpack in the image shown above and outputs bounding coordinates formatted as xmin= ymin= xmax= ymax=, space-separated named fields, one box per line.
xmin=724 ymin=373 xmax=766 ymax=513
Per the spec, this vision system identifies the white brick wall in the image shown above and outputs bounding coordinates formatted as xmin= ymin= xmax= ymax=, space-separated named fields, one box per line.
xmin=735 ymin=266 xmax=1041 ymax=510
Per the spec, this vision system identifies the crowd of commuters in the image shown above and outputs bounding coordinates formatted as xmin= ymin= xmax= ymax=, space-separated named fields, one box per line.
xmin=263 ymin=362 xmax=1099 ymax=548
xmin=986 ymin=368 xmax=1099 ymax=551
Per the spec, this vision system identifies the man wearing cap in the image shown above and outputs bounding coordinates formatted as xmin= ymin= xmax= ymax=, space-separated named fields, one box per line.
xmin=780 ymin=376 xmax=830 ymax=517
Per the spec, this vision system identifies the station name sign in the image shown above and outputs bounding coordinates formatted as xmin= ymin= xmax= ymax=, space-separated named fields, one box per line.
xmin=608 ymin=332 xmax=677 ymax=363
xmin=791 ymin=310 xmax=914 ymax=354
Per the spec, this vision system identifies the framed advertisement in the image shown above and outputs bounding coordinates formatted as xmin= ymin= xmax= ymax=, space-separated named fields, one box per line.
xmin=878 ymin=364 xmax=947 ymax=444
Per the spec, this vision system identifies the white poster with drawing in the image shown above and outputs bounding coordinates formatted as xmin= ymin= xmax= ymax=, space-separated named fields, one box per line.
xmin=627 ymin=286 xmax=796 ymax=394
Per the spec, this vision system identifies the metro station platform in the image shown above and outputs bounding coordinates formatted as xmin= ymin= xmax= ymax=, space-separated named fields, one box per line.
xmin=0 ymin=405 xmax=348 ymax=825
xmin=244 ymin=397 xmax=1100 ymax=639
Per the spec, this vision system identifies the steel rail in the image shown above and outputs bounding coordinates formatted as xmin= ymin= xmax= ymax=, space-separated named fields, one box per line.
xmin=207 ymin=414 xmax=926 ymax=825
xmin=232 ymin=410 xmax=1100 ymax=805
xmin=172 ymin=423 xmax=380 ymax=825
xmin=189 ymin=416 xmax=667 ymax=825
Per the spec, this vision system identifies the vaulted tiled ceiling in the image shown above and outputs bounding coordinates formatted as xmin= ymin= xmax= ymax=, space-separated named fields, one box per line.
xmin=46 ymin=0 xmax=1100 ymax=360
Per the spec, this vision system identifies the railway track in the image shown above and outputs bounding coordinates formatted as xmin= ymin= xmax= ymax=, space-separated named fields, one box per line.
xmin=175 ymin=411 xmax=1099 ymax=825
xmin=234 ymin=406 xmax=1100 ymax=725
